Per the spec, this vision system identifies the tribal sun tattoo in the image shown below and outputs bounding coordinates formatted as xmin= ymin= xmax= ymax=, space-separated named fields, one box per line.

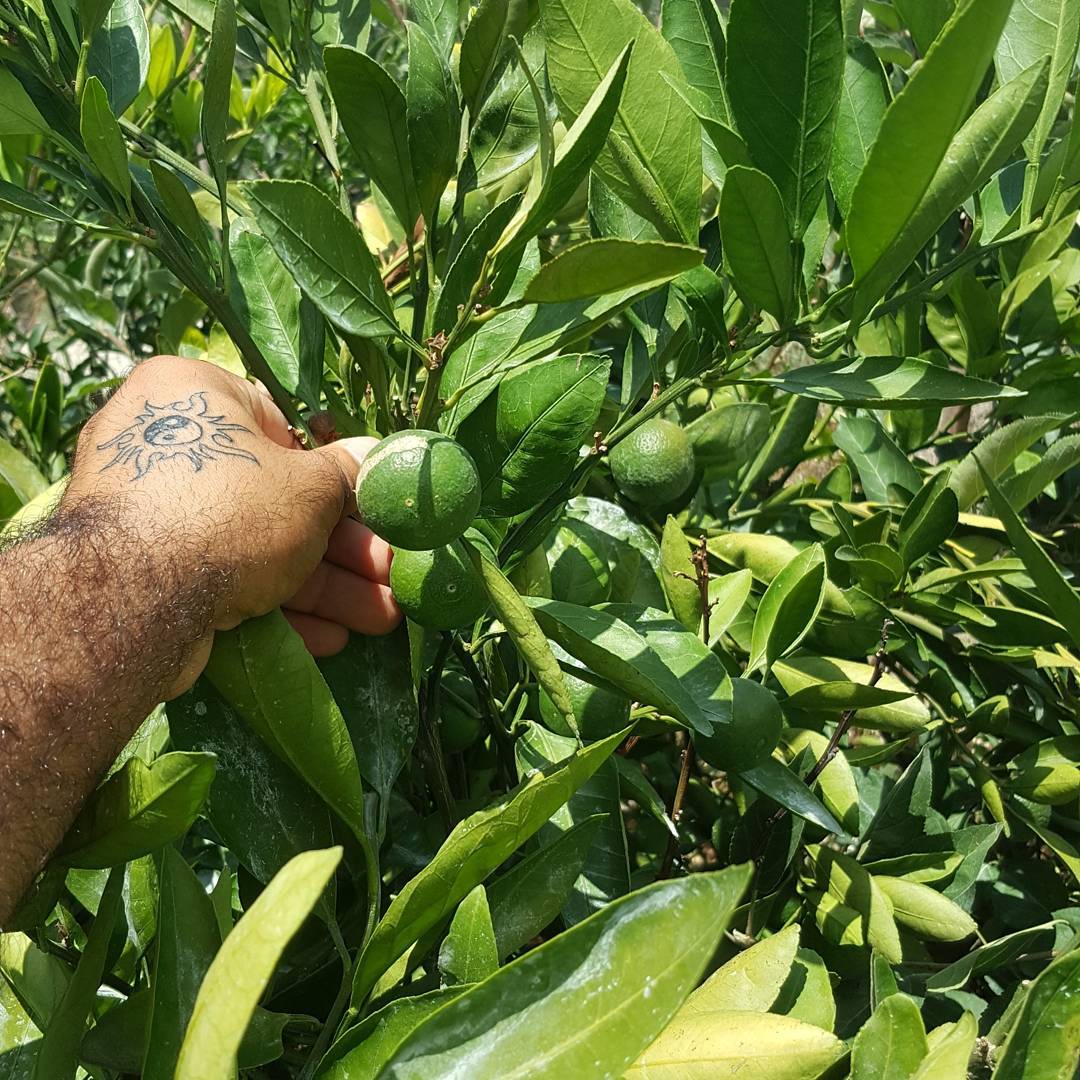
xmin=96 ymin=392 xmax=259 ymax=480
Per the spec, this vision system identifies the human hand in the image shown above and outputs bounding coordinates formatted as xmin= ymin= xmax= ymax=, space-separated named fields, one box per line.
xmin=64 ymin=355 xmax=401 ymax=683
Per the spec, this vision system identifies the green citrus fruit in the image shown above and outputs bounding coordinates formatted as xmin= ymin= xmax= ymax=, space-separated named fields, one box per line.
xmin=390 ymin=539 xmax=488 ymax=630
xmin=439 ymin=670 xmax=483 ymax=753
xmin=608 ymin=418 xmax=695 ymax=507
xmin=539 ymin=646 xmax=630 ymax=739
xmin=696 ymin=677 xmax=783 ymax=772
xmin=357 ymin=429 xmax=481 ymax=550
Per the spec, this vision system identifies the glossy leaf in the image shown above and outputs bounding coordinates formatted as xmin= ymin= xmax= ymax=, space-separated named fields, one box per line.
xmin=898 ymin=470 xmax=959 ymax=568
xmin=541 ymin=0 xmax=701 ymax=241
xmin=660 ymin=515 xmax=701 ymax=631
xmin=175 ymin=848 xmax=342 ymax=1080
xmin=833 ymin=414 xmax=921 ymax=501
xmin=518 ymin=238 xmax=703 ymax=304
xmin=57 ymin=752 xmax=215 ymax=869
xmin=325 ymin=46 xmax=420 ymax=234
xmin=79 ymin=76 xmax=130 ymax=208
xmin=486 ymin=815 xmax=605 ymax=959
xmin=830 ymin=41 xmax=888 ymax=217
xmin=88 ymin=0 xmax=150 ymax=114
xmin=199 ymin=0 xmax=234 ymax=197
xmin=727 ymin=0 xmax=844 ymax=236
xmin=243 ymin=180 xmax=398 ymax=339
xmin=748 ymin=544 xmax=827 ymax=673
xmin=682 ymin=924 xmax=799 ymax=1013
xmin=913 ymin=1013 xmax=977 ymax=1080
xmin=455 ymin=353 xmax=609 ymax=515
xmin=738 ymin=758 xmax=843 ymax=835
xmin=774 ymin=948 xmax=836 ymax=1032
xmin=872 ymin=876 xmax=977 ymax=942
xmin=845 ymin=0 xmax=1015 ymax=316
xmin=438 ymin=885 xmax=499 ymax=985
xmin=851 ymin=993 xmax=928 ymax=1079
xmin=759 ymin=356 xmax=1023 ymax=409
xmin=350 ymin=728 xmax=625 ymax=1004
xmin=782 ymin=728 xmax=860 ymax=835
xmin=378 ymin=866 xmax=751 ymax=1079
xmin=405 ymin=21 xmax=460 ymax=220
xmin=719 ymin=165 xmax=794 ymax=323
xmin=459 ymin=0 xmax=530 ymax=120
xmin=926 ymin=923 xmax=1061 ymax=994
xmin=626 ymin=1009 xmax=846 ymax=1079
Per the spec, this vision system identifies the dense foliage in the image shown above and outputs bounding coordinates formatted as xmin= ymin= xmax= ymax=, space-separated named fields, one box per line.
xmin=2 ymin=0 xmax=1080 ymax=1076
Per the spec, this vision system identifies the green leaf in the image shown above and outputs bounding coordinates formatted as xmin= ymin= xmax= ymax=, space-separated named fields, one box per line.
xmin=88 ymin=0 xmax=150 ymax=114
xmin=243 ymin=180 xmax=398 ymax=339
xmin=350 ymin=729 xmax=625 ymax=1004
xmin=682 ymin=924 xmax=800 ymax=1013
xmin=0 ymin=180 xmax=72 ymax=224
xmin=978 ymin=460 xmax=1080 ymax=649
xmin=525 ymin=598 xmax=717 ymax=734
xmin=142 ymin=849 xmax=222 ymax=1079
xmin=151 ymin=162 xmax=213 ymax=268
xmin=994 ymin=0 xmax=1080 ymax=216
xmin=515 ymin=724 xmax=629 ymax=923
xmin=378 ymin=866 xmax=752 ymax=1079
xmin=738 ymin=757 xmax=844 ymax=834
xmin=845 ymin=0 xmax=1016 ymax=317
xmin=686 ymin=402 xmax=770 ymax=475
xmin=325 ymin=46 xmax=421 ymax=235
xmin=518 ymin=238 xmax=703 ymax=304
xmin=851 ymin=993 xmax=928 ymax=1079
xmin=31 ymin=868 xmax=123 ymax=1080
xmin=913 ymin=1013 xmax=977 ymax=1080
xmin=949 ymin=413 xmax=1069 ymax=510
xmin=486 ymin=815 xmax=605 ymax=959
xmin=56 ymin=752 xmax=215 ymax=869
xmin=1000 ymin=432 xmax=1080 ymax=512
xmin=626 ymin=1010 xmax=846 ymax=1079
xmin=853 ymin=54 xmax=1052 ymax=318
xmin=79 ymin=76 xmax=130 ymax=208
xmin=992 ymin=945 xmax=1080 ymax=1079
xmin=719 ymin=165 xmax=794 ymax=323
xmin=808 ymin=844 xmax=903 ymax=962
xmin=438 ymin=886 xmax=499 ymax=985
xmin=541 ymin=0 xmax=701 ymax=242
xmin=830 ymin=41 xmax=888 ymax=218
xmin=167 ymin=678 xmax=335 ymax=895
xmin=204 ymin=610 xmax=368 ymax=840
xmin=925 ymin=922 xmax=1060 ymax=993
xmin=774 ymin=948 xmax=836 ymax=1032
xmin=833 ymin=414 xmax=921 ymax=502
xmin=200 ymin=0 xmax=235 ymax=194
xmin=872 ymin=877 xmax=977 ymax=942
xmin=748 ymin=544 xmax=827 ymax=673
xmin=405 ymin=21 xmax=460 ymax=220
xmin=505 ymin=45 xmax=632 ymax=258
xmin=899 ymin=470 xmax=959 ymax=568
xmin=229 ymin=228 xmax=322 ymax=408
xmin=175 ymin=848 xmax=342 ymax=1080
xmin=318 ymin=628 xmax=418 ymax=812
xmin=661 ymin=0 xmax=730 ymax=122
xmin=759 ymin=356 xmax=1023 ymax=409
xmin=319 ymin=989 xmax=468 ymax=1080
xmin=782 ymin=728 xmax=861 ymax=834
xmin=774 ymin=655 xmax=929 ymax=733
xmin=0 ymin=436 xmax=48 ymax=504
xmin=0 ymin=66 xmax=49 ymax=136
xmin=459 ymin=0 xmax=532 ymax=121
xmin=727 ymin=0 xmax=844 ymax=237
xmin=660 ymin=515 xmax=701 ymax=631
xmin=466 ymin=545 xmax=579 ymax=734
xmin=458 ymin=353 xmax=609 ymax=515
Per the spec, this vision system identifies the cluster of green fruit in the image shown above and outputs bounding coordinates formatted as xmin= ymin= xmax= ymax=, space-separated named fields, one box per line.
xmin=356 ymin=429 xmax=489 ymax=631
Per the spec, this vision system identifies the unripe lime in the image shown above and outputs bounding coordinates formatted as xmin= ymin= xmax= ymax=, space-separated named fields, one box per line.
xmin=609 ymin=418 xmax=695 ymax=507
xmin=696 ymin=678 xmax=783 ymax=773
xmin=538 ymin=646 xmax=630 ymax=739
xmin=439 ymin=669 xmax=483 ymax=753
xmin=389 ymin=539 xmax=488 ymax=630
xmin=357 ymin=430 xmax=481 ymax=550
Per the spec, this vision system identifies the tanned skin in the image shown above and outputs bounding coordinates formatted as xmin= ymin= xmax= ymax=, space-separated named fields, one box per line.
xmin=0 ymin=356 xmax=401 ymax=925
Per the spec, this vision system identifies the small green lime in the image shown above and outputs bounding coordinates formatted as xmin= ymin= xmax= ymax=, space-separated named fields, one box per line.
xmin=357 ymin=430 xmax=481 ymax=550
xmin=538 ymin=646 xmax=630 ymax=740
xmin=439 ymin=670 xmax=483 ymax=753
xmin=696 ymin=678 xmax=783 ymax=773
xmin=390 ymin=540 xmax=488 ymax=630
xmin=609 ymin=418 xmax=695 ymax=507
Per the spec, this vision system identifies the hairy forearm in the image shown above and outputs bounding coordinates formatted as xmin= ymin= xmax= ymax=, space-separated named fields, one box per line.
xmin=0 ymin=498 xmax=225 ymax=925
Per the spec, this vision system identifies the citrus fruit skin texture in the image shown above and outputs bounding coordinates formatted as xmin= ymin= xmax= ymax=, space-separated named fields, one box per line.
xmin=609 ymin=418 xmax=695 ymax=507
xmin=356 ymin=430 xmax=480 ymax=550
xmin=696 ymin=677 xmax=783 ymax=773
xmin=389 ymin=540 xmax=488 ymax=630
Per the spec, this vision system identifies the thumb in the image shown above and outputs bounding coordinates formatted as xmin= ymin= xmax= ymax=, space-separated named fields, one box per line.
xmin=313 ymin=436 xmax=380 ymax=515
